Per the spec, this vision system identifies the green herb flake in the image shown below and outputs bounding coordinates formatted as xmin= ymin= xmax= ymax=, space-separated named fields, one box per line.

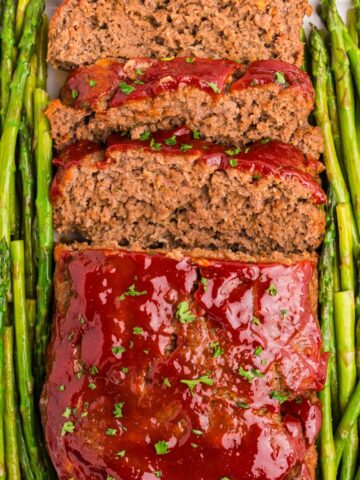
xmin=225 ymin=147 xmax=241 ymax=156
xmin=106 ymin=428 xmax=117 ymax=436
xmin=176 ymin=301 xmax=196 ymax=324
xmin=154 ymin=471 xmax=162 ymax=478
xmin=210 ymin=341 xmax=224 ymax=358
xmin=61 ymin=421 xmax=75 ymax=436
xmin=107 ymin=476 xmax=114 ymax=480
xmin=79 ymin=315 xmax=86 ymax=325
xmin=161 ymin=56 xmax=175 ymax=62
xmin=68 ymin=331 xmax=74 ymax=341
xmin=88 ymin=382 xmax=96 ymax=390
xmin=62 ymin=407 xmax=72 ymax=419
xmin=236 ymin=401 xmax=250 ymax=409
xmin=251 ymin=79 xmax=258 ymax=87
xmin=191 ymin=443 xmax=199 ymax=448
xmin=229 ymin=159 xmax=238 ymax=167
xmin=180 ymin=374 xmax=214 ymax=395
xmin=71 ymin=89 xmax=78 ymax=100
xmin=221 ymin=477 xmax=231 ymax=480
xmin=133 ymin=326 xmax=143 ymax=335
xmin=58 ymin=384 xmax=65 ymax=392
xmin=193 ymin=130 xmax=201 ymax=139
xmin=154 ymin=440 xmax=169 ymax=455
xmin=270 ymin=391 xmax=288 ymax=404
xmin=201 ymin=277 xmax=208 ymax=291
xmin=192 ymin=429 xmax=203 ymax=436
xmin=164 ymin=135 xmax=177 ymax=146
xmin=135 ymin=68 xmax=143 ymax=76
xmin=81 ymin=411 xmax=88 ymax=418
xmin=119 ymin=283 xmax=147 ymax=301
xmin=112 ymin=345 xmax=126 ymax=356
xmin=281 ymin=309 xmax=287 ymax=319
xmin=185 ymin=57 xmax=194 ymax=63
xmin=251 ymin=316 xmax=261 ymax=325
xmin=116 ymin=450 xmax=126 ymax=458
xmin=254 ymin=346 xmax=263 ymax=357
xmin=113 ymin=402 xmax=125 ymax=418
xmin=180 ymin=143 xmax=193 ymax=152
xmin=163 ymin=377 xmax=171 ymax=387
xmin=274 ymin=71 xmax=286 ymax=85
xmin=260 ymin=137 xmax=271 ymax=144
xmin=119 ymin=81 xmax=136 ymax=95
xmin=238 ymin=367 xmax=264 ymax=383
xmin=140 ymin=130 xmax=151 ymax=141
xmin=245 ymin=147 xmax=250 ymax=153
xmin=122 ymin=367 xmax=129 ymax=374
xmin=90 ymin=365 xmax=99 ymax=375
xmin=89 ymin=79 xmax=97 ymax=87
xmin=150 ymin=138 xmax=162 ymax=151
xmin=267 ymin=283 xmax=278 ymax=296
xmin=205 ymin=81 xmax=221 ymax=94
xmin=134 ymin=79 xmax=145 ymax=85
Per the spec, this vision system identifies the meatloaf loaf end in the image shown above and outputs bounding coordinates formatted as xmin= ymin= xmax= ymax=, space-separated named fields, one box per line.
xmin=46 ymin=58 xmax=323 ymax=158
xmin=51 ymin=126 xmax=326 ymax=255
xmin=48 ymin=0 xmax=312 ymax=70
xmin=41 ymin=244 xmax=326 ymax=480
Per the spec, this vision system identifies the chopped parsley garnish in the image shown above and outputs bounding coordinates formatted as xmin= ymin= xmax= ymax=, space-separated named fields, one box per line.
xmin=270 ymin=391 xmax=288 ymax=404
xmin=154 ymin=440 xmax=169 ymax=455
xmin=164 ymin=135 xmax=177 ymax=146
xmin=266 ymin=283 xmax=278 ymax=296
xmin=191 ymin=443 xmax=199 ymax=448
xmin=62 ymin=407 xmax=72 ymax=419
xmin=205 ymin=81 xmax=220 ymax=94
xmin=122 ymin=367 xmax=129 ymax=374
xmin=112 ymin=345 xmax=126 ymax=356
xmin=88 ymin=382 xmax=96 ymax=390
xmin=134 ymin=79 xmax=145 ymax=85
xmin=180 ymin=143 xmax=193 ymax=152
xmin=163 ymin=377 xmax=171 ymax=387
xmin=89 ymin=79 xmax=97 ymax=87
xmin=154 ymin=472 xmax=162 ymax=478
xmin=193 ymin=130 xmax=201 ymax=139
xmin=260 ymin=137 xmax=271 ymax=144
xmin=176 ymin=301 xmax=195 ymax=324
xmin=252 ymin=174 xmax=262 ymax=181
xmin=180 ymin=374 xmax=214 ymax=395
xmin=143 ymin=349 xmax=149 ymax=355
xmin=81 ymin=411 xmax=88 ymax=417
xmin=229 ymin=158 xmax=238 ymax=167
xmin=238 ymin=367 xmax=264 ymax=382
xmin=68 ymin=331 xmax=74 ymax=341
xmin=89 ymin=365 xmax=99 ymax=375
xmin=274 ymin=71 xmax=286 ymax=85
xmin=140 ymin=130 xmax=151 ymax=141
xmin=58 ymin=384 xmax=65 ymax=392
xmin=251 ymin=316 xmax=261 ymax=325
xmin=281 ymin=308 xmax=287 ymax=319
xmin=119 ymin=81 xmax=136 ymax=95
xmin=150 ymin=138 xmax=162 ymax=151
xmin=236 ymin=401 xmax=250 ymax=409
xmin=71 ymin=89 xmax=78 ymax=100
xmin=185 ymin=57 xmax=194 ymax=63
xmin=61 ymin=421 xmax=75 ymax=436
xmin=161 ymin=56 xmax=175 ymax=62
xmin=113 ymin=402 xmax=124 ymax=418
xmin=201 ymin=277 xmax=208 ymax=291
xmin=192 ymin=429 xmax=203 ymax=436
xmin=119 ymin=283 xmax=147 ymax=301
xmin=221 ymin=477 xmax=231 ymax=480
xmin=116 ymin=450 xmax=126 ymax=457
xmin=133 ymin=326 xmax=143 ymax=335
xmin=210 ymin=341 xmax=224 ymax=358
xmin=254 ymin=346 xmax=263 ymax=357
xmin=106 ymin=428 xmax=117 ymax=436
xmin=79 ymin=315 xmax=86 ymax=325
xmin=251 ymin=79 xmax=258 ymax=87
xmin=245 ymin=146 xmax=250 ymax=153
xmin=107 ymin=476 xmax=114 ymax=480
xmin=135 ymin=68 xmax=143 ymax=76
xmin=225 ymin=147 xmax=241 ymax=156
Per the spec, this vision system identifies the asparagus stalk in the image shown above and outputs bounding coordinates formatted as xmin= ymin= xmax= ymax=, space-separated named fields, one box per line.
xmin=34 ymin=88 xmax=53 ymax=392
xmin=0 ymin=239 xmax=10 ymax=480
xmin=334 ymin=290 xmax=358 ymax=479
xmin=354 ymin=0 xmax=360 ymax=40
xmin=319 ymin=187 xmax=337 ymax=480
xmin=0 ymin=0 xmax=45 ymax=245
xmin=15 ymin=0 xmax=31 ymax=42
xmin=337 ymin=203 xmax=355 ymax=291
xmin=19 ymin=114 xmax=36 ymax=298
xmin=4 ymin=326 xmax=21 ymax=480
xmin=326 ymin=1 xmax=360 ymax=236
xmin=1 ymin=0 xmax=16 ymax=130
xmin=11 ymin=240 xmax=47 ymax=479
xmin=300 ymin=28 xmax=310 ymax=73
xmin=36 ymin=16 xmax=48 ymax=90
xmin=24 ymin=55 xmax=37 ymax=131
xmin=16 ymin=412 xmax=35 ymax=480
xmin=348 ymin=8 xmax=359 ymax=46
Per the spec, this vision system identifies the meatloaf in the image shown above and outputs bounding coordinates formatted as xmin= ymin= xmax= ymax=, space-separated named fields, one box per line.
xmin=51 ymin=126 xmax=326 ymax=255
xmin=46 ymin=57 xmax=323 ymax=158
xmin=48 ymin=0 xmax=312 ymax=70
xmin=41 ymin=244 xmax=327 ymax=480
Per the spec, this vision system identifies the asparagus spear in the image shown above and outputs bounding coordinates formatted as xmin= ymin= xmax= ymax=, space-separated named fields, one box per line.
xmin=348 ymin=8 xmax=359 ymax=46
xmin=310 ymin=26 xmax=359 ymax=252
xmin=34 ymin=88 xmax=53 ymax=392
xmin=337 ymin=203 xmax=355 ymax=291
xmin=15 ymin=0 xmax=31 ymax=42
xmin=319 ymin=187 xmax=337 ymax=480
xmin=36 ymin=16 xmax=48 ymax=90
xmin=19 ymin=115 xmax=36 ymax=298
xmin=24 ymin=55 xmax=37 ymax=131
xmin=354 ymin=0 xmax=360 ymax=40
xmin=0 ymin=0 xmax=45 ymax=245
xmin=4 ymin=326 xmax=21 ymax=479
xmin=1 ymin=0 xmax=16 ymax=130
xmin=0 ymin=239 xmax=10 ymax=480
xmin=11 ymin=240 xmax=47 ymax=479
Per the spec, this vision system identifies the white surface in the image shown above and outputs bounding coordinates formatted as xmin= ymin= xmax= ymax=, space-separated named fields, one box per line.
xmin=44 ymin=0 xmax=352 ymax=99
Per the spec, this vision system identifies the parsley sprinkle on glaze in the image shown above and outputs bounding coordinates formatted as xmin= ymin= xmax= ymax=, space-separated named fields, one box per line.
xmin=134 ymin=79 xmax=144 ymax=85
xmin=150 ymin=138 xmax=162 ymax=151
xmin=180 ymin=143 xmax=193 ymax=152
xmin=251 ymin=79 xmax=258 ymax=87
xmin=266 ymin=283 xmax=278 ymax=296
xmin=238 ymin=367 xmax=264 ymax=382
xmin=71 ymin=89 xmax=78 ymax=100
xmin=180 ymin=374 xmax=214 ymax=395
xmin=274 ymin=71 xmax=286 ymax=85
xmin=193 ymin=130 xmax=201 ymax=139
xmin=236 ymin=401 xmax=250 ymax=409
xmin=119 ymin=283 xmax=147 ymax=301
xmin=225 ymin=147 xmax=241 ymax=156
xmin=133 ymin=326 xmax=143 ymax=335
xmin=281 ymin=308 xmax=287 ymax=318
xmin=61 ymin=421 xmax=75 ymax=436
xmin=112 ymin=345 xmax=126 ymax=356
xmin=140 ymin=130 xmax=151 ymax=141
xmin=201 ymin=277 xmax=208 ymax=291
xmin=210 ymin=341 xmax=224 ymax=358
xmin=154 ymin=471 xmax=162 ymax=478
xmin=88 ymin=382 xmax=96 ymax=390
xmin=89 ymin=365 xmax=99 ymax=375
xmin=251 ymin=316 xmax=261 ymax=325
xmin=164 ymin=135 xmax=177 ymax=146
xmin=176 ymin=301 xmax=195 ymax=324
xmin=229 ymin=158 xmax=238 ymax=167
xmin=62 ymin=407 xmax=72 ymax=419
xmin=270 ymin=391 xmax=288 ymax=404
xmin=116 ymin=450 xmax=126 ymax=458
xmin=254 ymin=346 xmax=263 ymax=357
xmin=119 ymin=81 xmax=136 ymax=95
xmin=161 ymin=56 xmax=175 ymax=62
xmin=192 ymin=429 xmax=203 ymax=436
xmin=135 ymin=68 xmax=143 ymax=76
xmin=163 ymin=377 xmax=171 ymax=387
xmin=58 ymin=384 xmax=65 ymax=392
xmin=154 ymin=440 xmax=169 ymax=455
xmin=106 ymin=428 xmax=117 ymax=436
xmin=191 ymin=443 xmax=199 ymax=448
xmin=205 ymin=81 xmax=220 ymax=94
xmin=107 ymin=476 xmax=114 ymax=480
xmin=185 ymin=57 xmax=194 ymax=63
xmin=113 ymin=402 xmax=124 ymax=418
xmin=89 ymin=79 xmax=97 ymax=87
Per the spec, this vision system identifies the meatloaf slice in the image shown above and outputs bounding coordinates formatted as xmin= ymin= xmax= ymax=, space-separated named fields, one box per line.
xmin=46 ymin=57 xmax=323 ymax=158
xmin=41 ymin=244 xmax=326 ymax=480
xmin=51 ymin=126 xmax=326 ymax=255
xmin=48 ymin=0 xmax=311 ymax=70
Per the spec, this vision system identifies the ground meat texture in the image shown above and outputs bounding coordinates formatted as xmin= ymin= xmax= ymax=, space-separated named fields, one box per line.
xmin=41 ymin=244 xmax=326 ymax=480
xmin=51 ymin=127 xmax=326 ymax=255
xmin=46 ymin=58 xmax=323 ymax=158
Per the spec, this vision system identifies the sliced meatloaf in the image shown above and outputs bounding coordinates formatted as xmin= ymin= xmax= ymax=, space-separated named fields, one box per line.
xmin=41 ymin=244 xmax=326 ymax=480
xmin=48 ymin=0 xmax=311 ymax=70
xmin=51 ymin=126 xmax=326 ymax=255
xmin=46 ymin=58 xmax=323 ymax=158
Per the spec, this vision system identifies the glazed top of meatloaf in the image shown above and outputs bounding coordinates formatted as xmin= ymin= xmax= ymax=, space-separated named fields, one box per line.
xmin=41 ymin=245 xmax=327 ymax=480
xmin=48 ymin=0 xmax=312 ymax=69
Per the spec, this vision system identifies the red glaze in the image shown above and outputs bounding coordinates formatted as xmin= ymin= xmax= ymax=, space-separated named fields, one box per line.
xmin=231 ymin=60 xmax=314 ymax=101
xmin=43 ymin=248 xmax=326 ymax=480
